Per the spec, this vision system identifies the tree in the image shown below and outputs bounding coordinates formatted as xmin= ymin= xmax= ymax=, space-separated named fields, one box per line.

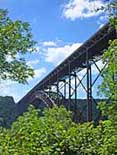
xmin=96 ymin=0 xmax=117 ymax=125
xmin=0 ymin=9 xmax=36 ymax=84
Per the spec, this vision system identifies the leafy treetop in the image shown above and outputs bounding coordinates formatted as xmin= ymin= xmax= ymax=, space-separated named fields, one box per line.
xmin=0 ymin=9 xmax=36 ymax=84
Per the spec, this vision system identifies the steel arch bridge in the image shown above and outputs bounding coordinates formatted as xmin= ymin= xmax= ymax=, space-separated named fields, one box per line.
xmin=16 ymin=23 xmax=116 ymax=122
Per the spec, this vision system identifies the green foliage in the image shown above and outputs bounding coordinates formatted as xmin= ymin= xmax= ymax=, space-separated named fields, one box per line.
xmin=98 ymin=7 xmax=117 ymax=125
xmin=98 ymin=38 xmax=117 ymax=121
xmin=0 ymin=9 xmax=36 ymax=83
xmin=0 ymin=106 xmax=116 ymax=155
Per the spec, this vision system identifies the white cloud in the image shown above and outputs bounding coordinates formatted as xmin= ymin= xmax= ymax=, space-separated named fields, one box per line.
xmin=28 ymin=67 xmax=46 ymax=81
xmin=45 ymin=42 xmax=82 ymax=65
xmin=97 ymin=14 xmax=108 ymax=29
xmin=63 ymin=0 xmax=105 ymax=20
xmin=34 ymin=67 xmax=47 ymax=79
xmin=42 ymin=41 xmax=57 ymax=47
xmin=0 ymin=80 xmax=16 ymax=88
xmin=0 ymin=67 xmax=46 ymax=102
xmin=0 ymin=80 xmax=20 ymax=102
xmin=27 ymin=59 xmax=39 ymax=67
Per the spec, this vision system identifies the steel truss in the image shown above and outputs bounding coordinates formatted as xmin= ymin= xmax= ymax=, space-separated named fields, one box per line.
xmin=45 ymin=56 xmax=107 ymax=122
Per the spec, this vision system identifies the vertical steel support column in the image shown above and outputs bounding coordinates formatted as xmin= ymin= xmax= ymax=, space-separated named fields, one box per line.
xmin=74 ymin=72 xmax=77 ymax=105
xmin=63 ymin=79 xmax=66 ymax=99
xmin=87 ymin=63 xmax=92 ymax=122
xmin=42 ymin=82 xmax=44 ymax=91
xmin=57 ymin=71 xmax=59 ymax=105
xmin=48 ymin=78 xmax=51 ymax=97
xmin=74 ymin=71 xmax=77 ymax=122
xmin=69 ymin=64 xmax=71 ymax=110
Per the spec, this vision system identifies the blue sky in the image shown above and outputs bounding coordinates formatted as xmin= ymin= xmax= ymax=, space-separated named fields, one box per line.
xmin=0 ymin=0 xmax=108 ymax=102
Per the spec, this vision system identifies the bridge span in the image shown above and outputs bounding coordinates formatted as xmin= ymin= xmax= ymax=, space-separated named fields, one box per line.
xmin=17 ymin=23 xmax=116 ymax=122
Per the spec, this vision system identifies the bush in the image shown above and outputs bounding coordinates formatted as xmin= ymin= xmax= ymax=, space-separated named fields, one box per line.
xmin=0 ymin=106 xmax=116 ymax=155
